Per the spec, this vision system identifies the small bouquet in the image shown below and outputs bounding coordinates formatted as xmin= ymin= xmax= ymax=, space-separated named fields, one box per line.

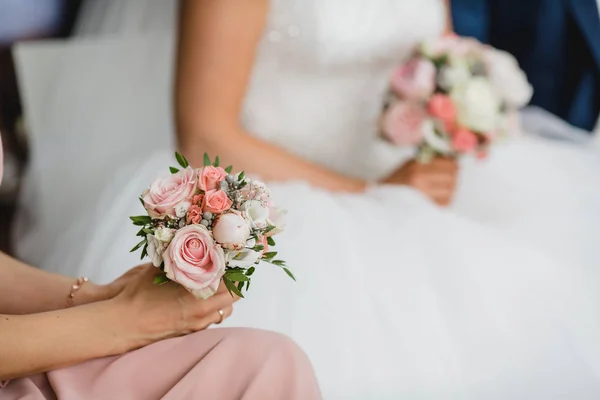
xmin=381 ymin=34 xmax=533 ymax=162
xmin=130 ymin=152 xmax=292 ymax=299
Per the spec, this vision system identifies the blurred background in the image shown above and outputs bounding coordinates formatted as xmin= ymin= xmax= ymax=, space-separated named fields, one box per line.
xmin=0 ymin=0 xmax=598 ymax=256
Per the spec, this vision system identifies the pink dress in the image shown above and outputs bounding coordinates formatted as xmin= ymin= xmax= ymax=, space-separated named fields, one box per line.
xmin=0 ymin=140 xmax=322 ymax=400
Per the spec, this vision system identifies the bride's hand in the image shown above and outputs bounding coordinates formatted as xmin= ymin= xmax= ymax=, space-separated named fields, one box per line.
xmin=382 ymin=157 xmax=459 ymax=206
xmin=111 ymin=265 xmax=239 ymax=349
xmin=75 ymin=265 xmax=147 ymax=306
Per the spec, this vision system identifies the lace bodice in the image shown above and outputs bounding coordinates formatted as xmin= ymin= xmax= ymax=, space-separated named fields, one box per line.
xmin=242 ymin=0 xmax=445 ymax=180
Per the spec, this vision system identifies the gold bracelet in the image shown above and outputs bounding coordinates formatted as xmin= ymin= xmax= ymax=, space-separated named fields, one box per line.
xmin=66 ymin=277 xmax=89 ymax=308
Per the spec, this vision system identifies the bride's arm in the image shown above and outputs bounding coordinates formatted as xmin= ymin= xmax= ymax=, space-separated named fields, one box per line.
xmin=175 ymin=0 xmax=366 ymax=192
xmin=444 ymin=0 xmax=454 ymax=33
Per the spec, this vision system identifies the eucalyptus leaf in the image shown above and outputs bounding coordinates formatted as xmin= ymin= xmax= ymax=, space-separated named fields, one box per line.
xmin=130 ymin=215 xmax=152 ymax=225
xmin=169 ymin=166 xmax=179 ymax=174
xmin=226 ymin=272 xmax=250 ymax=282
xmin=175 ymin=152 xmax=189 ymax=168
xmin=203 ymin=153 xmax=211 ymax=167
xmin=153 ymin=274 xmax=170 ymax=285
xmin=263 ymin=251 xmax=277 ymax=260
xmin=130 ymin=239 xmax=146 ymax=253
xmin=223 ymin=277 xmax=244 ymax=298
xmin=283 ymin=268 xmax=296 ymax=281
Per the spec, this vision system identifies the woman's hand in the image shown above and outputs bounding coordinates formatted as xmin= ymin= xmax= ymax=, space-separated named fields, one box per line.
xmin=112 ymin=265 xmax=240 ymax=349
xmin=75 ymin=265 xmax=147 ymax=306
xmin=382 ymin=157 xmax=459 ymax=206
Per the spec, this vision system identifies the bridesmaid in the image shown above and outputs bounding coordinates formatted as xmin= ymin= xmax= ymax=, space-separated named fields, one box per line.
xmin=0 ymin=139 xmax=322 ymax=400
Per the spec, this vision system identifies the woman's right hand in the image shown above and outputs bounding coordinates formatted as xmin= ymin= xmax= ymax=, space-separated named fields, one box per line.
xmin=113 ymin=265 xmax=239 ymax=349
xmin=382 ymin=157 xmax=459 ymax=206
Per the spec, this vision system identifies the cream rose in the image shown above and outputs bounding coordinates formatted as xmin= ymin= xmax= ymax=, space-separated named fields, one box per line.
xmin=483 ymin=48 xmax=533 ymax=108
xmin=163 ymin=225 xmax=226 ymax=299
xmin=451 ymin=77 xmax=501 ymax=132
xmin=212 ymin=212 xmax=251 ymax=250
xmin=146 ymin=233 xmax=166 ymax=267
xmin=227 ymin=248 xmax=262 ymax=268
xmin=242 ymin=200 xmax=270 ymax=230
xmin=266 ymin=206 xmax=287 ymax=236
xmin=142 ymin=168 xmax=197 ymax=219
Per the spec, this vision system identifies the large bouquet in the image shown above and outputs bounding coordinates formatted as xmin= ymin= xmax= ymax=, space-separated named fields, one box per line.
xmin=130 ymin=153 xmax=292 ymax=299
xmin=381 ymin=34 xmax=533 ymax=162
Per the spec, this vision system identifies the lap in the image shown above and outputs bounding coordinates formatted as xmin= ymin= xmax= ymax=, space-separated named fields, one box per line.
xmin=1 ymin=328 xmax=321 ymax=400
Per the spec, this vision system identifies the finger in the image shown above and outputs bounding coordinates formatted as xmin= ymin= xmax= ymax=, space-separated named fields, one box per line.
xmin=193 ymin=305 xmax=234 ymax=331
xmin=193 ymin=291 xmax=239 ymax=318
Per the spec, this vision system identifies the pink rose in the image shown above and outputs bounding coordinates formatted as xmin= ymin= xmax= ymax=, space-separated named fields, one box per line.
xmin=192 ymin=194 xmax=204 ymax=206
xmin=198 ymin=166 xmax=227 ymax=192
xmin=163 ymin=224 xmax=226 ymax=299
xmin=381 ymin=101 xmax=427 ymax=146
xmin=142 ymin=168 xmax=197 ymax=219
xmin=202 ymin=190 xmax=233 ymax=214
xmin=428 ymin=94 xmax=457 ymax=132
xmin=212 ymin=211 xmax=251 ymax=250
xmin=391 ymin=58 xmax=436 ymax=100
xmin=451 ymin=128 xmax=478 ymax=153
xmin=186 ymin=205 xmax=203 ymax=224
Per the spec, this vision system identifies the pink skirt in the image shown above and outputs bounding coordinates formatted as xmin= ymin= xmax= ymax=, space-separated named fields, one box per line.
xmin=0 ymin=328 xmax=321 ymax=400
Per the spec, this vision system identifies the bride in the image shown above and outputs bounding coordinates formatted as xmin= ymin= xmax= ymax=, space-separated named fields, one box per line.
xmin=20 ymin=0 xmax=600 ymax=397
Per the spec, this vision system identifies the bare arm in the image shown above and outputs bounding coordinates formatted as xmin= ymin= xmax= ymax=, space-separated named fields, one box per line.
xmin=444 ymin=0 xmax=454 ymax=33
xmin=175 ymin=0 xmax=366 ymax=192
xmin=0 ymin=302 xmax=129 ymax=380
xmin=0 ymin=251 xmax=111 ymax=314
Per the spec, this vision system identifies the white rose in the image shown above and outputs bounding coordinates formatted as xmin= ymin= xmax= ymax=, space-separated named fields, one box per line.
xmin=154 ymin=227 xmax=175 ymax=243
xmin=175 ymin=201 xmax=191 ymax=218
xmin=242 ymin=200 xmax=270 ymax=230
xmin=422 ymin=120 xmax=452 ymax=154
xmin=451 ymin=77 xmax=501 ymax=132
xmin=266 ymin=206 xmax=287 ymax=236
xmin=212 ymin=212 xmax=251 ymax=250
xmin=437 ymin=61 xmax=471 ymax=91
xmin=226 ymin=248 xmax=262 ymax=268
xmin=483 ymin=49 xmax=533 ymax=108
xmin=146 ymin=233 xmax=165 ymax=267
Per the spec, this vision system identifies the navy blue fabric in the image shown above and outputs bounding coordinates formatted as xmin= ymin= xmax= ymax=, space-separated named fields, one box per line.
xmin=451 ymin=0 xmax=600 ymax=132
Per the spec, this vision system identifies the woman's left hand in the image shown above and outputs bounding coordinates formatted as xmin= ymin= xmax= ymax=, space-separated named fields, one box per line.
xmin=76 ymin=265 xmax=147 ymax=306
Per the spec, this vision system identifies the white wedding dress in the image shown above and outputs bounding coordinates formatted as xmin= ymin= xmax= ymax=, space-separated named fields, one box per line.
xmin=18 ymin=0 xmax=600 ymax=398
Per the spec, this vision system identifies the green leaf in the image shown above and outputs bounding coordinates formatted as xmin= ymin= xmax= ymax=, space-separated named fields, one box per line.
xmin=136 ymin=227 xmax=146 ymax=237
xmin=283 ymin=268 xmax=296 ymax=281
xmin=253 ymin=244 xmax=265 ymax=252
xmin=245 ymin=266 xmax=256 ymax=276
xmin=130 ymin=239 xmax=146 ymax=253
xmin=267 ymin=237 xmax=276 ymax=246
xmin=237 ymin=171 xmax=245 ymax=181
xmin=153 ymin=274 xmax=170 ymax=285
xmin=139 ymin=197 xmax=145 ymax=207
xmin=130 ymin=215 xmax=152 ymax=225
xmin=140 ymin=243 xmax=148 ymax=260
xmin=246 ymin=280 xmax=251 ymax=291
xmin=271 ymin=259 xmax=285 ymax=266
xmin=237 ymin=281 xmax=245 ymax=291
xmin=169 ymin=166 xmax=179 ymax=174
xmin=213 ymin=156 xmax=220 ymax=167
xmin=203 ymin=153 xmax=211 ymax=167
xmin=225 ymin=165 xmax=233 ymax=174
xmin=223 ymin=277 xmax=244 ymax=298
xmin=263 ymin=225 xmax=276 ymax=235
xmin=142 ymin=228 xmax=154 ymax=235
xmin=175 ymin=152 xmax=189 ymax=168
xmin=263 ymin=251 xmax=277 ymax=260
xmin=226 ymin=272 xmax=250 ymax=282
